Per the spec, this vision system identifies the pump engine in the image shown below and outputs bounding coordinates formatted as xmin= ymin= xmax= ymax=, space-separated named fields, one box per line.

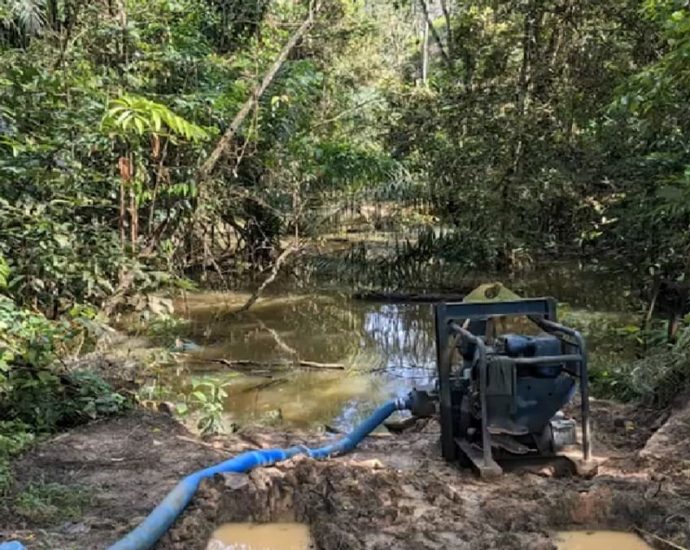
xmin=411 ymin=297 xmax=592 ymax=477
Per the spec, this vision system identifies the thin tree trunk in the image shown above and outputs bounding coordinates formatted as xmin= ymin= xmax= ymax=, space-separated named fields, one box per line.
xmin=499 ymin=3 xmax=535 ymax=268
xmin=130 ymin=190 xmax=137 ymax=248
xmin=47 ymin=0 xmax=58 ymax=30
xmin=417 ymin=0 xmax=452 ymax=70
xmin=119 ymin=179 xmax=126 ymax=247
xmin=421 ymin=20 xmax=429 ymax=84
xmin=197 ymin=1 xmax=320 ymax=181
xmin=147 ymin=140 xmax=168 ymax=236
xmin=439 ymin=0 xmax=452 ymax=58
xmin=129 ymin=153 xmax=138 ymax=249
xmin=116 ymin=0 xmax=128 ymax=65
xmin=234 ymin=243 xmax=299 ymax=314
xmin=118 ymin=156 xmax=130 ymax=248
xmin=513 ymin=7 xmax=534 ymax=177
xmin=643 ymin=278 xmax=660 ymax=330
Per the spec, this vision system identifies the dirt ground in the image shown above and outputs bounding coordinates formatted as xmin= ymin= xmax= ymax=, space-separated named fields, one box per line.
xmin=2 ymin=397 xmax=690 ymax=550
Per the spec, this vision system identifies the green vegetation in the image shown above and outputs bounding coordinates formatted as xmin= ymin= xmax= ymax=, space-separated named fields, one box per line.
xmin=560 ymin=307 xmax=690 ymax=405
xmin=1 ymin=0 xmax=690 ymax=452
xmin=14 ymin=481 xmax=93 ymax=524
xmin=588 ymin=320 xmax=690 ymax=407
xmin=187 ymin=377 xmax=234 ymax=435
xmin=0 ymin=421 xmax=34 ymax=490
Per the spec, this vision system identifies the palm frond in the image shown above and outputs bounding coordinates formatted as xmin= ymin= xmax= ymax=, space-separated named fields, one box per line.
xmin=1 ymin=0 xmax=46 ymax=35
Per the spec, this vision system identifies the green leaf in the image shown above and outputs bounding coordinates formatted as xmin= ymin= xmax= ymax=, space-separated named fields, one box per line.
xmin=133 ymin=116 xmax=145 ymax=135
xmin=191 ymin=390 xmax=208 ymax=403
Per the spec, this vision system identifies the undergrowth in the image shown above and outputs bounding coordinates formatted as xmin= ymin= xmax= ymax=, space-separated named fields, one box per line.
xmin=548 ymin=306 xmax=690 ymax=407
xmin=591 ymin=327 xmax=690 ymax=407
xmin=567 ymin=310 xmax=690 ymax=407
xmin=0 ymin=293 xmax=129 ymax=491
xmin=14 ymin=481 xmax=93 ymax=524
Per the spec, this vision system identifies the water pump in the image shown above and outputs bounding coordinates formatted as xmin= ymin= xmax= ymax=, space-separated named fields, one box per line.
xmin=411 ymin=297 xmax=592 ymax=477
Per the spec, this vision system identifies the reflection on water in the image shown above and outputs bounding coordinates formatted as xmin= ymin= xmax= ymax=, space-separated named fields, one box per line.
xmin=206 ymin=523 xmax=313 ymax=550
xmin=507 ymin=262 xmax=636 ymax=312
xmin=172 ymin=294 xmax=436 ymax=430
xmin=556 ymin=531 xmax=651 ymax=550
xmin=160 ymin=266 xmax=634 ymax=431
xmin=180 ymin=294 xmax=436 ymax=368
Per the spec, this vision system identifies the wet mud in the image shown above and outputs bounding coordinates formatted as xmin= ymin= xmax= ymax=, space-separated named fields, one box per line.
xmin=2 ymin=398 xmax=690 ymax=550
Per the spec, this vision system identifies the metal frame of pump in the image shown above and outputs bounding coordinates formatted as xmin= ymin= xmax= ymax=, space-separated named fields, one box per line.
xmin=435 ymin=298 xmax=592 ymax=477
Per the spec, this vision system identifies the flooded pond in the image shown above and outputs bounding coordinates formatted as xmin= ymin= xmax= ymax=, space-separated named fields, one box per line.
xmin=137 ymin=277 xmax=637 ymax=432
xmin=164 ymin=293 xmax=436 ymax=430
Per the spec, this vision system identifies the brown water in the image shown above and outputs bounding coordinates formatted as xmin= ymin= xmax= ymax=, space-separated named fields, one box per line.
xmin=144 ymin=273 xmax=635 ymax=431
xmin=167 ymin=293 xmax=436 ymax=430
xmin=556 ymin=530 xmax=652 ymax=550
xmin=206 ymin=523 xmax=312 ymax=550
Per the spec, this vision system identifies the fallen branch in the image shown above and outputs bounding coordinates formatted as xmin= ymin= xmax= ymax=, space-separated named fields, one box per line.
xmin=182 ymin=357 xmax=275 ymax=377
xmin=297 ymin=360 xmax=345 ymax=370
xmin=213 ymin=358 xmax=344 ymax=371
xmin=233 ymin=243 xmax=299 ymax=314
xmin=197 ymin=1 xmax=321 ymax=181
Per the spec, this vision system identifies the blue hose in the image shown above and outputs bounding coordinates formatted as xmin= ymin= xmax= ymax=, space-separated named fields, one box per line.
xmin=106 ymin=395 xmax=412 ymax=550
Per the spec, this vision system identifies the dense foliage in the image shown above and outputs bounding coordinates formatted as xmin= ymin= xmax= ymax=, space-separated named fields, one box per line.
xmin=3 ymin=0 xmax=689 ymax=302
xmin=390 ymin=1 xmax=689 ymax=278
xmin=1 ymin=0 xmax=690 ymax=443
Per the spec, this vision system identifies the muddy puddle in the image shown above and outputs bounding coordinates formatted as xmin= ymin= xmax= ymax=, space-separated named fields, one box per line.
xmin=134 ymin=271 xmax=637 ymax=431
xmin=206 ymin=523 xmax=313 ymax=550
xmin=556 ymin=530 xmax=652 ymax=550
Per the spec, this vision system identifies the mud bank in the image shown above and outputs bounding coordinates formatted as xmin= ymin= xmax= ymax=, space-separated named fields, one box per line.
xmin=2 ymin=400 xmax=690 ymax=550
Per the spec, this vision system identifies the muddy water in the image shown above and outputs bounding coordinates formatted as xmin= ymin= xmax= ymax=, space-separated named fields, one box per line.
xmin=206 ymin=523 xmax=312 ymax=550
xmin=556 ymin=531 xmax=651 ymax=550
xmin=153 ymin=282 xmax=635 ymax=431
xmin=168 ymin=293 xmax=436 ymax=430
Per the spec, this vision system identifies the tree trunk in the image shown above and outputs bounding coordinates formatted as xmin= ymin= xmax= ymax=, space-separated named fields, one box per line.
xmin=233 ymin=243 xmax=299 ymax=314
xmin=197 ymin=1 xmax=321 ymax=182
xmin=498 ymin=3 xmax=536 ymax=269
xmin=417 ymin=0 xmax=452 ymax=70
xmin=421 ymin=20 xmax=429 ymax=84
xmin=118 ymin=156 xmax=131 ymax=248
xmin=439 ymin=0 xmax=453 ymax=58
xmin=47 ymin=0 xmax=59 ymax=30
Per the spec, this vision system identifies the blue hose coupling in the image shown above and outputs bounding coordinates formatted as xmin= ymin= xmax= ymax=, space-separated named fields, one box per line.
xmin=395 ymin=393 xmax=415 ymax=411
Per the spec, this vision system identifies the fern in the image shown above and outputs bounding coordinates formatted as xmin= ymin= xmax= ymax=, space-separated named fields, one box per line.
xmin=102 ymin=94 xmax=210 ymax=143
